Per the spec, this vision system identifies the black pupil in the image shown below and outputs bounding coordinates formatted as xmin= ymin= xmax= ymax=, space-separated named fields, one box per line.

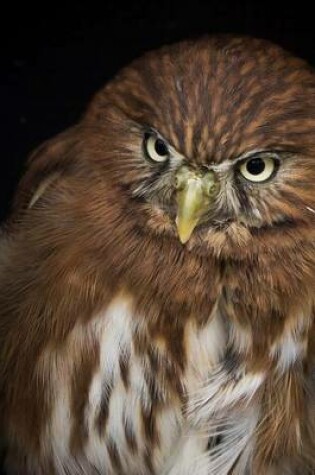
xmin=246 ymin=158 xmax=265 ymax=175
xmin=155 ymin=138 xmax=168 ymax=156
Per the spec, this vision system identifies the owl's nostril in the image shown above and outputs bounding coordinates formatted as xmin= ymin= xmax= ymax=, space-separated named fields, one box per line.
xmin=201 ymin=171 xmax=217 ymax=197
xmin=207 ymin=183 xmax=217 ymax=197
xmin=174 ymin=168 xmax=190 ymax=190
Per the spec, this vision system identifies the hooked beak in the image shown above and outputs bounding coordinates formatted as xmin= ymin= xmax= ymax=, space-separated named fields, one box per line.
xmin=175 ymin=166 xmax=217 ymax=244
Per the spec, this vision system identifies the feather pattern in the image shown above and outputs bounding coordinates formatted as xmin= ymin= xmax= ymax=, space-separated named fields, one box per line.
xmin=1 ymin=35 xmax=315 ymax=474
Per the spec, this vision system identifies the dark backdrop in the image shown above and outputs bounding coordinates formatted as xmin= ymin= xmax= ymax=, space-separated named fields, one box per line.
xmin=0 ymin=1 xmax=315 ymax=472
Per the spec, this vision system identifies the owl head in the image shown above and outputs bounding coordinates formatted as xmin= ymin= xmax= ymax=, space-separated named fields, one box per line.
xmin=14 ymin=36 xmax=315 ymax=266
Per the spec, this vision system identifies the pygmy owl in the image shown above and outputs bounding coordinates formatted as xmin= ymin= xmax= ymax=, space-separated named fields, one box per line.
xmin=0 ymin=36 xmax=315 ymax=475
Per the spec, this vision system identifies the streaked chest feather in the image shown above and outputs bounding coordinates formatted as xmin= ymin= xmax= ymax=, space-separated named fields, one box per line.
xmin=37 ymin=295 xmax=225 ymax=474
xmin=34 ymin=295 xmax=312 ymax=475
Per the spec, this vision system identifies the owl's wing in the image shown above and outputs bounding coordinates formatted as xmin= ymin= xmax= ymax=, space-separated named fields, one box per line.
xmin=0 ymin=124 xmax=93 ymax=435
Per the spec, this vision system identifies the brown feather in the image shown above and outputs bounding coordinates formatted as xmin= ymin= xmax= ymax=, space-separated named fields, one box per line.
xmin=1 ymin=35 xmax=314 ymax=474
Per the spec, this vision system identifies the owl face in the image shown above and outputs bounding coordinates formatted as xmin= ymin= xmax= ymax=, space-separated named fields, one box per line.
xmin=130 ymin=130 xmax=289 ymax=237
xmin=82 ymin=36 xmax=315 ymax=258
xmin=20 ymin=36 xmax=315 ymax=265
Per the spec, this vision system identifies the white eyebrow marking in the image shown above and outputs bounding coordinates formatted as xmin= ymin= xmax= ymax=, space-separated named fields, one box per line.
xmin=306 ymin=206 xmax=315 ymax=214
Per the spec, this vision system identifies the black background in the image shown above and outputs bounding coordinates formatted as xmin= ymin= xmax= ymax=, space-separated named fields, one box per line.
xmin=0 ymin=1 xmax=315 ymax=472
xmin=2 ymin=1 xmax=315 ymax=224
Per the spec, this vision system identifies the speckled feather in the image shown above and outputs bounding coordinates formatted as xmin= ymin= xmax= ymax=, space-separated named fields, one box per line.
xmin=0 ymin=36 xmax=315 ymax=474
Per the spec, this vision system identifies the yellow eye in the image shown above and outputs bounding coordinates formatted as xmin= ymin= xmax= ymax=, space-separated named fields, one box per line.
xmin=144 ymin=134 xmax=170 ymax=163
xmin=239 ymin=156 xmax=277 ymax=183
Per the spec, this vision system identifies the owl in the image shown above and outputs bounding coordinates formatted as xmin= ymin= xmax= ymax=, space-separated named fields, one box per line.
xmin=0 ymin=35 xmax=315 ymax=475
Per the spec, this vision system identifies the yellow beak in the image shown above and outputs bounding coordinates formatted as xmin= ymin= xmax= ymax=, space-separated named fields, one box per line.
xmin=175 ymin=167 xmax=217 ymax=244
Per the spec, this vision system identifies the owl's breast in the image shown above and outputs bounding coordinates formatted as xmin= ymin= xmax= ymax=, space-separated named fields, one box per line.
xmin=35 ymin=292 xmax=225 ymax=475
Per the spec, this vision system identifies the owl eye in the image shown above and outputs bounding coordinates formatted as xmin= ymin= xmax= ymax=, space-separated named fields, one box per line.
xmin=144 ymin=134 xmax=170 ymax=163
xmin=239 ymin=155 xmax=277 ymax=183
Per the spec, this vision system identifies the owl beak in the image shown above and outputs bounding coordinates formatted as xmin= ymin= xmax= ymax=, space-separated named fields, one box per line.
xmin=175 ymin=167 xmax=217 ymax=244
